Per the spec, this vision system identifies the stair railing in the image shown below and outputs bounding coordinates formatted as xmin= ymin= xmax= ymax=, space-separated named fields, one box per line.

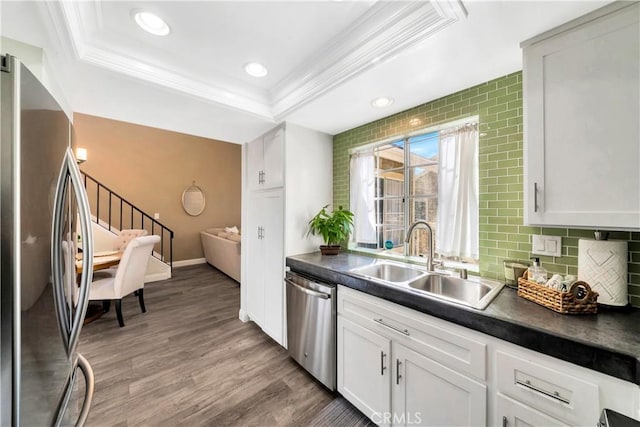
xmin=82 ymin=173 xmax=174 ymax=271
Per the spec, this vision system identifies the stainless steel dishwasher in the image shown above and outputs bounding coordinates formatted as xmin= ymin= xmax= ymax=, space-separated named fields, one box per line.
xmin=285 ymin=270 xmax=336 ymax=390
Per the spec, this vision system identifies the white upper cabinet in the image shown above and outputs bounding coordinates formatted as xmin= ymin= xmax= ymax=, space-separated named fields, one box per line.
xmin=246 ymin=126 xmax=284 ymax=191
xmin=522 ymin=2 xmax=640 ymax=229
xmin=262 ymin=128 xmax=284 ymax=189
xmin=246 ymin=135 xmax=264 ymax=192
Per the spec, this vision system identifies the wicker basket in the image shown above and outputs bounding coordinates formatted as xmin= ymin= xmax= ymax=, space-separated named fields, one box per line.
xmin=517 ymin=277 xmax=598 ymax=314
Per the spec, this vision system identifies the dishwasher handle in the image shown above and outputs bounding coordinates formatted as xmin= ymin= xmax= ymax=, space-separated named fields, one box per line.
xmin=285 ymin=278 xmax=331 ymax=299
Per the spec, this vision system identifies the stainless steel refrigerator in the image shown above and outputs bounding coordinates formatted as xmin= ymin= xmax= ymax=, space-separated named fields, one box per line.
xmin=1 ymin=54 xmax=95 ymax=426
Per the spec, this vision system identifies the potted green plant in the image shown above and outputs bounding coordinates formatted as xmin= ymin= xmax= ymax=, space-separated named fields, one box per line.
xmin=307 ymin=205 xmax=354 ymax=255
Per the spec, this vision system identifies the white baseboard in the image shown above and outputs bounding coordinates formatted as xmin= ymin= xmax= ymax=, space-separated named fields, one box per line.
xmin=238 ymin=308 xmax=249 ymax=323
xmin=173 ymin=258 xmax=206 ymax=268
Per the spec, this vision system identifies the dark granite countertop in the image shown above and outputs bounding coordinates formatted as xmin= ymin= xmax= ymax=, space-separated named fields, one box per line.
xmin=286 ymin=251 xmax=640 ymax=385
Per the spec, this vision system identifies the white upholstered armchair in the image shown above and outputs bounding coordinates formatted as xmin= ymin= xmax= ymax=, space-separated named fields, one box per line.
xmin=89 ymin=235 xmax=160 ymax=327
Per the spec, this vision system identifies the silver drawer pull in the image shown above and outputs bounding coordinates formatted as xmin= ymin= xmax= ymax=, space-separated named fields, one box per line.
xmin=380 ymin=351 xmax=386 ymax=375
xmin=374 ymin=318 xmax=410 ymax=336
xmin=516 ymin=379 xmax=570 ymax=404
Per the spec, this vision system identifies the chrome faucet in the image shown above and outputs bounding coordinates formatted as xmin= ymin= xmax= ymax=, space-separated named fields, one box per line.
xmin=404 ymin=220 xmax=435 ymax=272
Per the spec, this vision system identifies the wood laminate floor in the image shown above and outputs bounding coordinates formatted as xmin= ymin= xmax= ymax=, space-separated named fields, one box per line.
xmin=78 ymin=264 xmax=335 ymax=426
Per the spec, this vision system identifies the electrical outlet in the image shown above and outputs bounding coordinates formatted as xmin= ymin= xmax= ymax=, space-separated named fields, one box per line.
xmin=154 ymin=213 xmax=160 ymax=220
xmin=531 ymin=235 xmax=562 ymax=257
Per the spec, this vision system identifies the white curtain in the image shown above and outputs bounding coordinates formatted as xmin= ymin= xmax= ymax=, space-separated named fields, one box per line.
xmin=436 ymin=125 xmax=479 ymax=259
xmin=350 ymin=150 xmax=377 ymax=245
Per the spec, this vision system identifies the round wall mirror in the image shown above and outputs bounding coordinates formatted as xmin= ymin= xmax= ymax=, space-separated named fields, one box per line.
xmin=182 ymin=183 xmax=205 ymax=216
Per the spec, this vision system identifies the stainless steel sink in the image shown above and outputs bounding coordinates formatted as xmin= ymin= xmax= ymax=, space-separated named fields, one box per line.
xmin=349 ymin=262 xmax=427 ymax=283
xmin=348 ymin=260 xmax=504 ymax=310
xmin=407 ymin=274 xmax=503 ymax=310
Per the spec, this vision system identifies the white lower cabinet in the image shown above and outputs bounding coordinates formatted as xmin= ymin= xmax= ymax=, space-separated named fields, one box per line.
xmin=337 ymin=286 xmax=487 ymax=426
xmin=392 ymin=342 xmax=486 ymax=427
xmin=493 ymin=346 xmax=640 ymax=426
xmin=495 ymin=350 xmax=600 ymax=426
xmin=497 ymin=394 xmax=568 ymax=427
xmin=337 ymin=285 xmax=640 ymax=427
xmin=338 ymin=316 xmax=391 ymax=421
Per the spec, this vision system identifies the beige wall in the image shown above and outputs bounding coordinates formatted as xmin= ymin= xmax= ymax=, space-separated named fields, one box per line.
xmin=73 ymin=113 xmax=241 ymax=262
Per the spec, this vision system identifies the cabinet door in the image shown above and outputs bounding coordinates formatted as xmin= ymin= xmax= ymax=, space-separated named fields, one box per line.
xmin=523 ymin=3 xmax=640 ymax=228
xmin=262 ymin=128 xmax=284 ymax=189
xmin=392 ymin=343 xmax=486 ymax=427
xmin=245 ymin=194 xmax=265 ymax=326
xmin=262 ymin=191 xmax=285 ymax=345
xmin=497 ymin=394 xmax=569 ymax=427
xmin=338 ymin=316 xmax=391 ymax=424
xmin=247 ymin=136 xmax=264 ymax=191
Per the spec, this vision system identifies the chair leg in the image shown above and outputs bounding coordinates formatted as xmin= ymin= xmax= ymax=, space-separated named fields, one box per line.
xmin=102 ymin=300 xmax=111 ymax=313
xmin=115 ymin=300 xmax=125 ymax=327
xmin=138 ymin=289 xmax=146 ymax=313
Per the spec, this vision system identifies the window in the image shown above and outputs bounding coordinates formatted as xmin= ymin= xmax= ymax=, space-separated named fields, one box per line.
xmin=349 ymin=119 xmax=479 ymax=263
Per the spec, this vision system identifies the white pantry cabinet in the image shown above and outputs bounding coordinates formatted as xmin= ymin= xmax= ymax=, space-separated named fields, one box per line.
xmin=522 ymin=2 xmax=640 ymax=229
xmin=241 ymin=123 xmax=332 ymax=346
xmin=245 ymin=189 xmax=284 ymax=341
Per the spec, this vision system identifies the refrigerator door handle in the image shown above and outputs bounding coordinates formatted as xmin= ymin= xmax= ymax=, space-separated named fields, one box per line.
xmin=75 ymin=353 xmax=94 ymax=427
xmin=52 ymin=152 xmax=72 ymax=350
xmin=51 ymin=148 xmax=94 ymax=356
xmin=66 ymin=148 xmax=93 ymax=357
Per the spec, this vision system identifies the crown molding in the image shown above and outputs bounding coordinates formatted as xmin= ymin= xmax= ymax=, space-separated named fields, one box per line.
xmin=45 ymin=0 xmax=466 ymax=123
xmin=43 ymin=1 xmax=84 ymax=59
xmin=50 ymin=1 xmax=273 ymax=120
xmin=79 ymin=44 xmax=274 ymax=119
xmin=270 ymin=1 xmax=466 ymax=121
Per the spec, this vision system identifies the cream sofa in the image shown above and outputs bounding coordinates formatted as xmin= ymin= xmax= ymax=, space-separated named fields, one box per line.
xmin=200 ymin=228 xmax=241 ymax=283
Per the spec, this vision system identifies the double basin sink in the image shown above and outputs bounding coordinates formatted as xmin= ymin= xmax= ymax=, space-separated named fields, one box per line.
xmin=348 ymin=261 xmax=504 ymax=310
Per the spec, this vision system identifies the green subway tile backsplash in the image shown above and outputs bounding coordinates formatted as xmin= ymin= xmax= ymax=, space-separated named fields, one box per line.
xmin=333 ymin=71 xmax=640 ymax=307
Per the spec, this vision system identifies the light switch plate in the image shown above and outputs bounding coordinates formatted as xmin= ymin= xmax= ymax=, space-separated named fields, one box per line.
xmin=531 ymin=235 xmax=562 ymax=257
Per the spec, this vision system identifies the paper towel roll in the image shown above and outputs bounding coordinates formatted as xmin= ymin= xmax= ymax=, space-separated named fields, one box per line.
xmin=578 ymin=239 xmax=628 ymax=306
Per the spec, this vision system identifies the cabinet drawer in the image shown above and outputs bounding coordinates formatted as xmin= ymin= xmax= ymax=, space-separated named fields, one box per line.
xmin=338 ymin=285 xmax=486 ymax=381
xmin=496 ymin=351 xmax=599 ymax=426
xmin=497 ymin=393 xmax=569 ymax=427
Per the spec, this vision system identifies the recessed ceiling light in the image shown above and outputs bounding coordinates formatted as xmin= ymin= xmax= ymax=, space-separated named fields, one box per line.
xmin=133 ymin=10 xmax=170 ymax=36
xmin=244 ymin=62 xmax=268 ymax=78
xmin=371 ymin=97 xmax=394 ymax=108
